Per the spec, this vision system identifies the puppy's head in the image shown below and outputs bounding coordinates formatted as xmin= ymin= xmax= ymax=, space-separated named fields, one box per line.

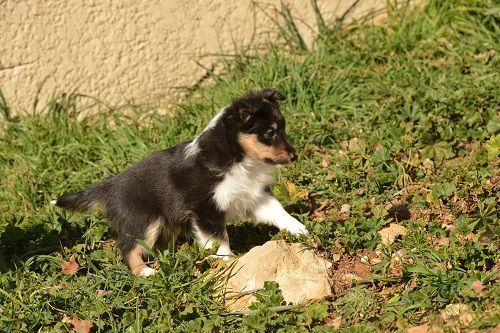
xmin=233 ymin=88 xmax=297 ymax=166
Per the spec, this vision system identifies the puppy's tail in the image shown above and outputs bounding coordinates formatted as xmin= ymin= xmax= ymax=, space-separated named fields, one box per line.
xmin=51 ymin=179 xmax=112 ymax=212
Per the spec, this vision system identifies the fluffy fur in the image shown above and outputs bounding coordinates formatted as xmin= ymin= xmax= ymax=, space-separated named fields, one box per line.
xmin=52 ymin=88 xmax=308 ymax=276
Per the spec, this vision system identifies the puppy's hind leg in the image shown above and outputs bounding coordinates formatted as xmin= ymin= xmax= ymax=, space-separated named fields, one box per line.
xmin=118 ymin=218 xmax=164 ymax=277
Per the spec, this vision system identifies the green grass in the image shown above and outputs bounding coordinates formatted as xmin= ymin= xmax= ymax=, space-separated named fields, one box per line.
xmin=1 ymin=0 xmax=499 ymax=331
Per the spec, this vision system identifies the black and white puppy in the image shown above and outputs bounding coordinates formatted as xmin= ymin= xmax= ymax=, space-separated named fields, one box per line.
xmin=51 ymin=88 xmax=308 ymax=276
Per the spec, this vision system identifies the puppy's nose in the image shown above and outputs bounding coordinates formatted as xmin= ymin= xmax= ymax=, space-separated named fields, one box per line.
xmin=289 ymin=152 xmax=297 ymax=162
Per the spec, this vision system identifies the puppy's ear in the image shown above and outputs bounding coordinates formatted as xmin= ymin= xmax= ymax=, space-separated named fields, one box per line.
xmin=239 ymin=107 xmax=255 ymax=123
xmin=260 ymin=88 xmax=286 ymax=104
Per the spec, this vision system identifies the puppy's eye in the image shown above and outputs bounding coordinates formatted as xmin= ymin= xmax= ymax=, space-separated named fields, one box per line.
xmin=265 ymin=128 xmax=276 ymax=138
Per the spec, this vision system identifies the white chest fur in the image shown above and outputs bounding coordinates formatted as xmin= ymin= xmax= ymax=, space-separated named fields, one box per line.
xmin=213 ymin=158 xmax=276 ymax=219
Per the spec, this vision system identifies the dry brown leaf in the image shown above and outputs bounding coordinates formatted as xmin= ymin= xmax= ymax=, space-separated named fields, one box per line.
xmin=325 ymin=315 xmax=342 ymax=329
xmin=336 ymin=150 xmax=346 ymax=158
xmin=311 ymin=200 xmax=330 ymax=221
xmin=491 ymin=324 xmax=500 ymax=333
xmin=342 ymin=273 xmax=362 ymax=282
xmin=441 ymin=303 xmax=468 ymax=321
xmin=312 ymin=210 xmax=326 ymax=221
xmin=340 ymin=204 xmax=351 ymax=214
xmin=407 ymin=324 xmax=429 ymax=333
xmin=389 ymin=262 xmax=403 ymax=277
xmin=459 ymin=312 xmax=473 ymax=325
xmin=465 ymin=233 xmax=476 ymax=241
xmin=471 ymin=280 xmax=484 ymax=293
xmin=321 ymin=155 xmax=329 ymax=168
xmin=378 ymin=224 xmax=408 ymax=246
xmin=407 ymin=325 xmax=443 ymax=333
xmin=389 ymin=249 xmax=406 ymax=277
xmin=71 ymin=316 xmax=93 ymax=333
xmin=340 ymin=137 xmax=359 ymax=149
xmin=440 ymin=211 xmax=455 ymax=224
xmin=284 ymin=179 xmax=309 ymax=200
xmin=61 ymin=255 xmax=79 ymax=275
xmin=433 ymin=237 xmax=450 ymax=249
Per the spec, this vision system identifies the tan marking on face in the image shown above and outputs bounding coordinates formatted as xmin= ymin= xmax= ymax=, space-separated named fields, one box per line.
xmin=271 ymin=122 xmax=278 ymax=129
xmin=128 ymin=245 xmax=147 ymax=276
xmin=238 ymin=133 xmax=291 ymax=164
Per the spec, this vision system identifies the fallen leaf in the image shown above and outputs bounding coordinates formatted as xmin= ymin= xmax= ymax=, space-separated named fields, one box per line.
xmin=459 ymin=312 xmax=473 ymax=325
xmin=389 ymin=250 xmax=405 ymax=277
xmin=340 ymin=204 xmax=351 ymax=214
xmin=471 ymin=280 xmax=484 ymax=293
xmin=284 ymin=179 xmax=309 ymax=200
xmin=441 ymin=303 xmax=468 ymax=321
xmin=321 ymin=155 xmax=329 ymax=168
xmin=336 ymin=150 xmax=346 ymax=158
xmin=311 ymin=200 xmax=330 ymax=221
xmin=71 ymin=316 xmax=93 ymax=333
xmin=439 ymin=211 xmax=455 ymax=225
xmin=96 ymin=289 xmax=111 ymax=296
xmin=442 ymin=223 xmax=455 ymax=231
xmin=367 ymin=251 xmax=382 ymax=264
xmin=342 ymin=273 xmax=362 ymax=282
xmin=378 ymin=224 xmax=407 ymax=245
xmin=433 ymin=237 xmax=450 ymax=249
xmin=407 ymin=325 xmax=443 ymax=333
xmin=61 ymin=255 xmax=79 ymax=275
xmin=312 ymin=209 xmax=326 ymax=220
xmin=465 ymin=233 xmax=476 ymax=241
xmin=324 ymin=315 xmax=342 ymax=329
xmin=407 ymin=324 xmax=429 ymax=333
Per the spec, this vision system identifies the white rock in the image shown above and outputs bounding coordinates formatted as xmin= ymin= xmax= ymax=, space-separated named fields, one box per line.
xmin=223 ymin=240 xmax=332 ymax=311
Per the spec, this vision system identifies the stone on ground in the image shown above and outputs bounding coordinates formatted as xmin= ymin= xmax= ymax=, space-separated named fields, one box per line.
xmin=223 ymin=240 xmax=332 ymax=311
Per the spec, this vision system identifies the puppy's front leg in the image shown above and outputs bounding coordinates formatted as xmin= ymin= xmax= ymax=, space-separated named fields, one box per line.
xmin=193 ymin=221 xmax=235 ymax=261
xmin=251 ymin=194 xmax=308 ymax=236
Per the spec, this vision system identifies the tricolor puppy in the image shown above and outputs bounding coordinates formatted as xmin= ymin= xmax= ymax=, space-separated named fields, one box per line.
xmin=51 ymin=88 xmax=308 ymax=277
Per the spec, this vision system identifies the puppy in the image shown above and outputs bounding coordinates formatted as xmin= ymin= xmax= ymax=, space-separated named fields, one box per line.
xmin=51 ymin=88 xmax=308 ymax=277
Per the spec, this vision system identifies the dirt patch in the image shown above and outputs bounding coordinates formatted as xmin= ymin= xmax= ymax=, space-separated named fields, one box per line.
xmin=330 ymin=252 xmax=373 ymax=294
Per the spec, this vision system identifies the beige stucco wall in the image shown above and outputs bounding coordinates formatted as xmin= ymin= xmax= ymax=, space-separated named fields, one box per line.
xmin=1 ymin=0 xmax=388 ymax=113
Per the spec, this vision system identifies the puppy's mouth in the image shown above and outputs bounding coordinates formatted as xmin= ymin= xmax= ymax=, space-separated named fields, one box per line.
xmin=238 ymin=133 xmax=297 ymax=166
xmin=263 ymin=153 xmax=293 ymax=166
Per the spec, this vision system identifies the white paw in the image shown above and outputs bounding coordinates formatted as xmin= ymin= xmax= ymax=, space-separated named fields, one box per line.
xmin=220 ymin=254 xmax=235 ymax=262
xmin=208 ymin=253 xmax=235 ymax=261
xmin=284 ymin=220 xmax=309 ymax=237
xmin=138 ymin=267 xmax=157 ymax=277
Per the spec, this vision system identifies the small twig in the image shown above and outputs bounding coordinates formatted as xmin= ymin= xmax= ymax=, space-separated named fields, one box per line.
xmin=221 ymin=304 xmax=302 ymax=316
xmin=224 ymin=288 xmax=263 ymax=301
xmin=332 ymin=0 xmax=362 ymax=35
xmin=310 ymin=0 xmax=329 ymax=36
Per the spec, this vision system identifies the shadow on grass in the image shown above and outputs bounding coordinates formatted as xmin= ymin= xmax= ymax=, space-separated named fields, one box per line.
xmin=0 ymin=215 xmax=299 ymax=271
xmin=0 ymin=218 xmax=96 ymax=272
xmin=227 ymin=223 xmax=280 ymax=255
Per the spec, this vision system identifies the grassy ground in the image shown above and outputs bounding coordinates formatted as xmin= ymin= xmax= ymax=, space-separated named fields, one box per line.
xmin=1 ymin=0 xmax=499 ymax=332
